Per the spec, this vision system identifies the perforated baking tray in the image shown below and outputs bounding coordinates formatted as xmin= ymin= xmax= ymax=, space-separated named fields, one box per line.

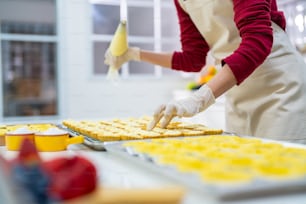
xmin=58 ymin=125 xmax=230 ymax=152
xmin=57 ymin=124 xmax=106 ymax=151
xmin=104 ymin=137 xmax=306 ymax=201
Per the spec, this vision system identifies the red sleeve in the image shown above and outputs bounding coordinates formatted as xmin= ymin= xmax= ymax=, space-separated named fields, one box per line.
xmin=222 ymin=0 xmax=273 ymax=85
xmin=171 ymin=0 xmax=210 ymax=72
xmin=271 ymin=0 xmax=286 ymax=30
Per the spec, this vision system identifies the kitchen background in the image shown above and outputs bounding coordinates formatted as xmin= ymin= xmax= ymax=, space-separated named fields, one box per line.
xmin=0 ymin=0 xmax=305 ymax=129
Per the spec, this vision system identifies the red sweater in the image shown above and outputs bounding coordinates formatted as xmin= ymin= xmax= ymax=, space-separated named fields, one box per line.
xmin=172 ymin=0 xmax=286 ymax=84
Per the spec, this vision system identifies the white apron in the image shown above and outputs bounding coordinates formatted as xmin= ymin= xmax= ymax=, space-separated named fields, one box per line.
xmin=178 ymin=0 xmax=306 ymax=143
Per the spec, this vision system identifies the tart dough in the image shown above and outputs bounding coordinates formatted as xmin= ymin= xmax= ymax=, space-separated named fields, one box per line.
xmin=123 ymin=135 xmax=306 ymax=184
xmin=62 ymin=116 xmax=223 ymax=142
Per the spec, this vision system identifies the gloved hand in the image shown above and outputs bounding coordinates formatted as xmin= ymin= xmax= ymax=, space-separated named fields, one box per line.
xmin=104 ymin=47 xmax=140 ymax=70
xmin=147 ymin=84 xmax=215 ymax=130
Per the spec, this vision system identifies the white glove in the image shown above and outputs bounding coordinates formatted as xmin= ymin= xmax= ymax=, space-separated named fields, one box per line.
xmin=104 ymin=47 xmax=140 ymax=70
xmin=147 ymin=84 xmax=215 ymax=130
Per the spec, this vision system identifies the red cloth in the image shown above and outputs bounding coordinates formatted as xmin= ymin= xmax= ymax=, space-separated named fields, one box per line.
xmin=172 ymin=0 xmax=286 ymax=84
xmin=44 ymin=156 xmax=97 ymax=201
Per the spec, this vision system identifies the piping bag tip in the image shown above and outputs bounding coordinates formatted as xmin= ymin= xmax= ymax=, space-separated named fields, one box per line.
xmin=106 ymin=67 xmax=121 ymax=86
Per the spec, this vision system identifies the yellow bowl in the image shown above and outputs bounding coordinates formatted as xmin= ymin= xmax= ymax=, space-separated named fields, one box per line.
xmin=5 ymin=133 xmax=35 ymax=151
xmin=35 ymin=133 xmax=84 ymax=152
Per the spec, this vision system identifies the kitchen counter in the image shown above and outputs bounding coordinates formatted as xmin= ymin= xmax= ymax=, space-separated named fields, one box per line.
xmin=1 ymin=143 xmax=306 ymax=204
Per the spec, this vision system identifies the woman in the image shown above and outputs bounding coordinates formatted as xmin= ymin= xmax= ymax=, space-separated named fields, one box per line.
xmin=104 ymin=0 xmax=306 ymax=144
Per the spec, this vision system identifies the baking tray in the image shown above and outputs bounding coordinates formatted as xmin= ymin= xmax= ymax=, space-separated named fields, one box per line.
xmin=58 ymin=125 xmax=234 ymax=152
xmin=57 ymin=124 xmax=106 ymax=151
xmin=104 ymin=137 xmax=306 ymax=201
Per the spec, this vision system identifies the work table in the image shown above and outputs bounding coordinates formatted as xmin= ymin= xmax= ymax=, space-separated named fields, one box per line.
xmin=1 ymin=143 xmax=306 ymax=204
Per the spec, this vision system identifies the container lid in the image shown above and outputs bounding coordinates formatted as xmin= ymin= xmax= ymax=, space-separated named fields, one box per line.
xmin=6 ymin=126 xmax=34 ymax=135
xmin=35 ymin=127 xmax=68 ymax=136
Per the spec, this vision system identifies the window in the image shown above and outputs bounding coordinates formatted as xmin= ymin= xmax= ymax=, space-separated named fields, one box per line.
xmin=279 ymin=0 xmax=306 ymax=54
xmin=90 ymin=0 xmax=181 ymax=77
xmin=0 ymin=0 xmax=58 ymax=118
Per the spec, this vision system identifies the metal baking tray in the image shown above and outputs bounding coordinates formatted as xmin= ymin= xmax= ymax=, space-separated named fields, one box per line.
xmin=58 ymin=125 xmax=234 ymax=152
xmin=57 ymin=124 xmax=106 ymax=151
xmin=104 ymin=137 xmax=306 ymax=201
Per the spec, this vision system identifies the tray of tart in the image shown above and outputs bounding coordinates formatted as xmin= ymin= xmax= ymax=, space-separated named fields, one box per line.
xmin=104 ymin=135 xmax=306 ymax=201
xmin=59 ymin=116 xmax=223 ymax=151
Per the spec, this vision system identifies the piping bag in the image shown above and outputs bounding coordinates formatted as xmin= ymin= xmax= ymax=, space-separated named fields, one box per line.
xmin=106 ymin=0 xmax=128 ymax=82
